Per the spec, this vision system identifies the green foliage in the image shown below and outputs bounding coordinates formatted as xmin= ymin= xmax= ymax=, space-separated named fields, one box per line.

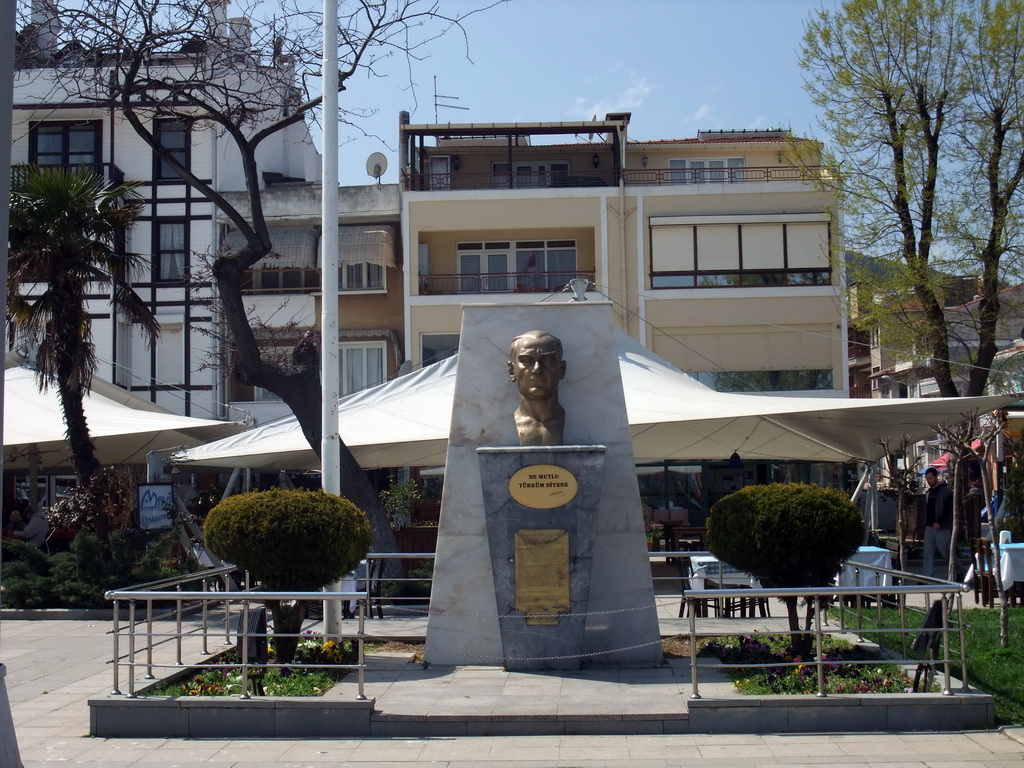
xmin=148 ymin=637 xmax=355 ymax=697
xmin=203 ymin=489 xmax=371 ymax=591
xmin=378 ymin=476 xmax=419 ymax=530
xmin=999 ymin=441 xmax=1024 ymax=544
xmin=707 ymin=483 xmax=863 ymax=589
xmin=0 ymin=530 xmax=182 ymax=608
xmin=845 ymin=605 xmax=1024 ymax=725
xmin=699 ymin=634 xmax=915 ymax=695
xmin=203 ymin=489 xmax=372 ymax=664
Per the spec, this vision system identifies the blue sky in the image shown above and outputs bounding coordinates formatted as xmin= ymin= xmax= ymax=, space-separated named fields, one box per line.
xmin=333 ymin=0 xmax=828 ymax=184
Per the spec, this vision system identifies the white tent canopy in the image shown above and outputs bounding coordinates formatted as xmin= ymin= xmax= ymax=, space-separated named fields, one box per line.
xmin=4 ymin=364 xmax=244 ymax=472
xmin=172 ymin=331 xmax=1015 ymax=472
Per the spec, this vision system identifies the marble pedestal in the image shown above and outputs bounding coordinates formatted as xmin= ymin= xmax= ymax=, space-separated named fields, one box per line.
xmin=425 ymin=302 xmax=662 ymax=668
xmin=479 ymin=446 xmax=605 ymax=671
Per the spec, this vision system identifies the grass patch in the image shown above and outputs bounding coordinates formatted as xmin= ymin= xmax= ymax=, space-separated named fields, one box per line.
xmin=840 ymin=604 xmax=1024 ymax=725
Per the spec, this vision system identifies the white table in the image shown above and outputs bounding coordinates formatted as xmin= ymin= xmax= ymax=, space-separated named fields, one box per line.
xmin=997 ymin=543 xmax=1024 ymax=590
xmin=838 ymin=546 xmax=893 ymax=589
xmin=689 ymin=555 xmax=760 ymax=590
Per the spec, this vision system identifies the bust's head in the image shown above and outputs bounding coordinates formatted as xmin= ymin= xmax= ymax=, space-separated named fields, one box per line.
xmin=508 ymin=330 xmax=566 ymax=402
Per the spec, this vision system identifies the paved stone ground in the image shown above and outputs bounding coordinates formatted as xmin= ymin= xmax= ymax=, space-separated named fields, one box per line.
xmin=3 ymin=594 xmax=1024 ymax=767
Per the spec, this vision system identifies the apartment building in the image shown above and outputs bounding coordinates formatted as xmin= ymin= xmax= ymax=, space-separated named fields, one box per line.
xmin=400 ymin=113 xmax=848 ymax=514
xmin=401 ymin=113 xmax=845 ymax=394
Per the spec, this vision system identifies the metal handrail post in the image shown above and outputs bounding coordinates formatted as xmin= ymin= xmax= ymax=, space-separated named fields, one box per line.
xmin=223 ymin=574 xmax=232 ymax=645
xmin=145 ymin=601 xmax=155 ymax=679
xmin=201 ymin=577 xmax=210 ymax=655
xmin=688 ymin=599 xmax=700 ymax=699
xmin=941 ymin=593 xmax=952 ymax=695
xmin=355 ymin=600 xmax=366 ymax=700
xmin=898 ymin=588 xmax=908 ymax=659
xmin=175 ymin=584 xmax=183 ymax=665
xmin=127 ymin=600 xmax=137 ymax=698
xmin=956 ymin=592 xmax=969 ymax=691
xmin=110 ymin=599 xmax=121 ymax=695
xmin=239 ymin=600 xmax=251 ymax=700
xmin=815 ymin=596 xmax=826 ymax=697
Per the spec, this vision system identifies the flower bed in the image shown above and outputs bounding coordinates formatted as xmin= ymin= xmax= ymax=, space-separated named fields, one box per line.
xmin=146 ymin=634 xmax=354 ymax=697
xmin=698 ymin=634 xmax=922 ymax=695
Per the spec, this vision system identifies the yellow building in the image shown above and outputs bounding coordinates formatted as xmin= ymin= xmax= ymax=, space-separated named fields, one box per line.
xmin=400 ymin=113 xmax=845 ymax=397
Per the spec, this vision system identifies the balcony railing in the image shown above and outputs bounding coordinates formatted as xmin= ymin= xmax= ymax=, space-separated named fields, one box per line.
xmin=402 ymin=166 xmax=825 ymax=192
xmin=418 ymin=271 xmax=596 ymax=296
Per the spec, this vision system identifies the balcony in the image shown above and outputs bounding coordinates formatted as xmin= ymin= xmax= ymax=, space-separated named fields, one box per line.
xmin=402 ymin=166 xmax=823 ymax=192
xmin=418 ymin=271 xmax=596 ymax=296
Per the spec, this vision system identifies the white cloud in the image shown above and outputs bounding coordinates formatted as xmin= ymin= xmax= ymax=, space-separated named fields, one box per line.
xmin=568 ymin=75 xmax=653 ymax=120
xmin=687 ymin=103 xmax=712 ymax=123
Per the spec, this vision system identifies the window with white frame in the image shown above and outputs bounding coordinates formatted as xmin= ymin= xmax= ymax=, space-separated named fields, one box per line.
xmin=458 ymin=242 xmax=510 ymax=292
xmin=515 ymin=239 xmax=577 ymax=291
xmin=341 ymin=261 xmax=385 ymax=291
xmin=667 ymin=157 xmax=744 ymax=184
xmin=340 ymin=342 xmax=386 ymax=395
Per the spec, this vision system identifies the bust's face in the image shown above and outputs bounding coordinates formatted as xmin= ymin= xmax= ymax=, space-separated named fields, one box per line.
xmin=509 ymin=334 xmax=565 ymax=401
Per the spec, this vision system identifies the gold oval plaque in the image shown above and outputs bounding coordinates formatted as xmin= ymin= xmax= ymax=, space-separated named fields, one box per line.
xmin=508 ymin=464 xmax=578 ymax=509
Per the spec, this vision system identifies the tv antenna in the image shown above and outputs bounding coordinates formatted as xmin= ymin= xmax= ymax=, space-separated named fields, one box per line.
xmin=434 ymin=75 xmax=468 ymax=122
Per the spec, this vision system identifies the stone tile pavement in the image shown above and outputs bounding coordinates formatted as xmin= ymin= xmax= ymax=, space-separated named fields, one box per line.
xmin=3 ymin=604 xmax=1024 ymax=767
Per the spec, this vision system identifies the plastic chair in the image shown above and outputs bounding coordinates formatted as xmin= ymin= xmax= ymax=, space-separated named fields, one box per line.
xmin=675 ymin=557 xmax=718 ymax=618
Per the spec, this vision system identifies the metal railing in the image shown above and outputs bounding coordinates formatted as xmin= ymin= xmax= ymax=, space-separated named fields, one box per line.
xmin=105 ymin=567 xmax=369 ymax=700
xmin=401 ymin=166 xmax=826 ymax=191
xmin=104 ymin=552 xmax=972 ymax=702
xmin=417 ymin=271 xmax=595 ymax=296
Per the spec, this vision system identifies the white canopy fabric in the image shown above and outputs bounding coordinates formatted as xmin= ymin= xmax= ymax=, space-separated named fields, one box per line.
xmin=4 ymin=364 xmax=245 ymax=472
xmin=172 ymin=331 xmax=1016 ymax=472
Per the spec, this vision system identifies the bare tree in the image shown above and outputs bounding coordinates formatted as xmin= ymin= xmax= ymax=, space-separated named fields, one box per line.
xmin=875 ymin=435 xmax=922 ymax=571
xmin=14 ymin=0 xmax=502 ymax=550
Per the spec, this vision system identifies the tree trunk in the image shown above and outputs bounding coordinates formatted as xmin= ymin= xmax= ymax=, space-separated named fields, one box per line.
xmin=267 ymin=600 xmax=307 ymax=664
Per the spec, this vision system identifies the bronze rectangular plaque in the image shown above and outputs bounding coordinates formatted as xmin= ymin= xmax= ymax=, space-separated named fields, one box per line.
xmin=515 ymin=529 xmax=569 ymax=625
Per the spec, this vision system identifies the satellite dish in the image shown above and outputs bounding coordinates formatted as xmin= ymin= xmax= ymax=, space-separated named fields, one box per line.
xmin=366 ymin=152 xmax=388 ymax=181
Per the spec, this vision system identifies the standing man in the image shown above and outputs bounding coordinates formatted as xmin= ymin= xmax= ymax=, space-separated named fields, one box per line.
xmin=922 ymin=467 xmax=954 ymax=578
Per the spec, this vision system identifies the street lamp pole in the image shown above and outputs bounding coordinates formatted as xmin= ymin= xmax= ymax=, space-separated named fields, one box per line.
xmin=320 ymin=0 xmax=343 ymax=637
xmin=0 ymin=0 xmax=25 ymax=761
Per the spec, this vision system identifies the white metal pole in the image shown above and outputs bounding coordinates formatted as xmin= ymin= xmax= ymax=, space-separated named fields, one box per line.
xmin=320 ymin=0 xmax=343 ymax=636
xmin=0 ymin=0 xmax=25 ymax=759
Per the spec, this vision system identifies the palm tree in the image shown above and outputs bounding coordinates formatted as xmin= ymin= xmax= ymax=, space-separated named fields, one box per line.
xmin=8 ymin=165 xmax=160 ymax=547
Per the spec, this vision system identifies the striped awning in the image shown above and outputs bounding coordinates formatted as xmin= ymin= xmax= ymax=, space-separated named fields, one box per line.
xmin=330 ymin=224 xmax=397 ymax=268
xmin=223 ymin=226 xmax=319 ymax=269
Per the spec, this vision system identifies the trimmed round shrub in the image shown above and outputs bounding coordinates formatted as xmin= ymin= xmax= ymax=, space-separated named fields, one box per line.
xmin=204 ymin=488 xmax=371 ymax=591
xmin=707 ymin=483 xmax=864 ymax=589
xmin=204 ymin=489 xmax=372 ymax=664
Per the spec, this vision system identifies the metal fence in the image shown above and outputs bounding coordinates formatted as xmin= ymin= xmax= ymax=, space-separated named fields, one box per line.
xmin=105 ymin=552 xmax=970 ymax=701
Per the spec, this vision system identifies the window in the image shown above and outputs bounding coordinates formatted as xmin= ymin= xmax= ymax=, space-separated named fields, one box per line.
xmin=341 ymin=261 xmax=385 ymax=291
xmin=341 ymin=343 xmax=386 ymax=395
xmin=515 ymin=240 xmax=577 ymax=291
xmin=155 ymin=119 xmax=189 ymax=180
xmin=29 ymin=121 xmax=101 ymax=168
xmin=422 ymin=334 xmax=459 ymax=366
xmin=155 ymin=221 xmax=187 ymax=281
xmin=650 ymin=217 xmax=830 ymax=289
xmin=491 ymin=161 xmax=570 ymax=189
xmin=668 ymin=157 xmax=744 ymax=184
xmin=458 ymin=242 xmax=510 ymax=292
xmin=454 ymin=239 xmax=578 ymax=293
